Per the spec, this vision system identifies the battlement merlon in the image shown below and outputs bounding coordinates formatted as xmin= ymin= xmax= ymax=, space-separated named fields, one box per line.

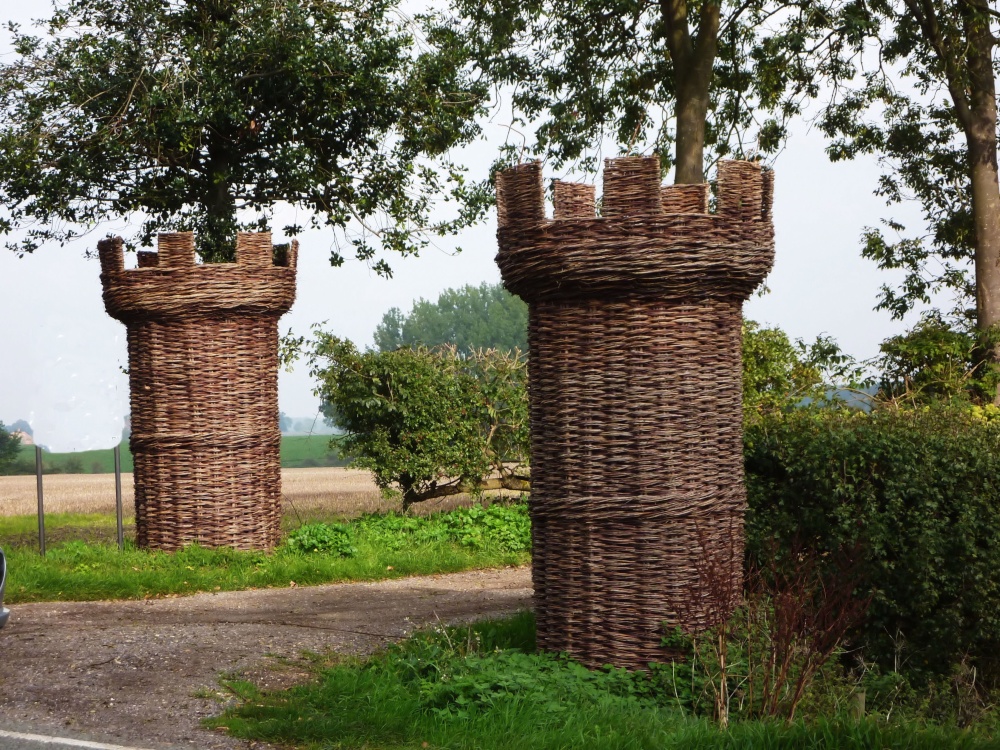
xmin=99 ymin=232 xmax=298 ymax=322
xmin=495 ymin=156 xmax=772 ymax=225
xmin=494 ymin=157 xmax=775 ymax=303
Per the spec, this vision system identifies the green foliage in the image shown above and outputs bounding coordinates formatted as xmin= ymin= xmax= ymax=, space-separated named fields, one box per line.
xmin=213 ymin=613 xmax=1000 ymax=749
xmin=286 ymin=503 xmax=531 ymax=557
xmin=310 ymin=334 xmax=529 ymax=507
xmin=444 ymin=0 xmax=809 ymax=179
xmin=283 ymin=522 xmax=356 ymax=557
xmin=745 ymin=406 xmax=1000 ymax=683
xmin=433 ymin=502 xmax=531 ymax=554
xmin=795 ymin=0 xmax=998 ymax=322
xmin=0 ymin=0 xmax=489 ymax=264
xmin=374 ymin=282 xmax=528 ymax=353
xmin=875 ymin=311 xmax=1000 ymax=406
xmin=742 ymin=320 xmax=867 ymax=421
xmin=0 ymin=422 xmax=21 ymax=470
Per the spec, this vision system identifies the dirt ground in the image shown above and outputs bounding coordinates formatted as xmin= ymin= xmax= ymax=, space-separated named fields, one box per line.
xmin=0 ymin=567 xmax=533 ymax=750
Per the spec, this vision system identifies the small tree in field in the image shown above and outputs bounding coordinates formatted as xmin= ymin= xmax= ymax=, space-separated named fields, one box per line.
xmin=0 ymin=0 xmax=488 ymax=265
xmin=0 ymin=423 xmax=22 ymax=472
xmin=310 ymin=334 xmax=529 ymax=509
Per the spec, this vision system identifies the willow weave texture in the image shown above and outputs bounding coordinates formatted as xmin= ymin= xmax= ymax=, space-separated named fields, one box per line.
xmin=99 ymin=232 xmax=297 ymax=552
xmin=496 ymin=157 xmax=775 ymax=669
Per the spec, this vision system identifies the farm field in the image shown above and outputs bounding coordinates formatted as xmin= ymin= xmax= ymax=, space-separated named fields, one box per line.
xmin=7 ymin=434 xmax=345 ymax=475
xmin=0 ymin=466 xmax=485 ymax=528
xmin=0 ymin=466 xmax=383 ymax=518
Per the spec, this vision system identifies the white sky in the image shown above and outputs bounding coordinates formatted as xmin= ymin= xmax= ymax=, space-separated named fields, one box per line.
xmin=0 ymin=0 xmax=933 ymax=452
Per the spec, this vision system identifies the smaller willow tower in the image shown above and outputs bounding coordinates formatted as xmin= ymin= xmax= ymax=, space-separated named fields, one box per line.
xmin=99 ymin=232 xmax=297 ymax=551
xmin=496 ymin=157 xmax=774 ymax=669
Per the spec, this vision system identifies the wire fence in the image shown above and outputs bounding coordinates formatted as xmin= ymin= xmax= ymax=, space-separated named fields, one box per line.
xmin=26 ymin=445 xmax=127 ymax=556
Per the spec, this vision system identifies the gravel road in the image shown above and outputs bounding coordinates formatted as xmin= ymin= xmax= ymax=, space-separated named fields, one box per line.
xmin=0 ymin=568 xmax=533 ymax=750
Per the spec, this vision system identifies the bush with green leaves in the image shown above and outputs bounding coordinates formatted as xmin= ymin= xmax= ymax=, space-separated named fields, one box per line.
xmin=309 ymin=334 xmax=529 ymax=508
xmin=745 ymin=406 xmax=1000 ymax=683
xmin=0 ymin=422 xmax=21 ymax=472
xmin=741 ymin=321 xmax=868 ymax=421
xmin=874 ymin=311 xmax=1000 ymax=406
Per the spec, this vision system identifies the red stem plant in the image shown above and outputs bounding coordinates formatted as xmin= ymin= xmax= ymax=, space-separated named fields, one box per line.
xmin=674 ymin=525 xmax=872 ymax=724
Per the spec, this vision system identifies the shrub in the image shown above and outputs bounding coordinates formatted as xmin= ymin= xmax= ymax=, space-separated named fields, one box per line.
xmin=309 ymin=334 xmax=529 ymax=508
xmin=745 ymin=406 xmax=1000 ymax=683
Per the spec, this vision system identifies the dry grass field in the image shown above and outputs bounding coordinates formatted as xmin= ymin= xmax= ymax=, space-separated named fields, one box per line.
xmin=0 ymin=467 xmax=487 ymax=520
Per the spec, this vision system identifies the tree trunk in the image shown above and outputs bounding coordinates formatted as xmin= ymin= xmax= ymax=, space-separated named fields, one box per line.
xmin=674 ymin=77 xmax=712 ymax=184
xmin=968 ymin=123 xmax=1000 ymax=403
xmin=660 ymin=0 xmax=719 ymax=184
xmin=201 ymin=141 xmax=238 ymax=262
xmin=961 ymin=2 xmax=1000 ymax=402
xmin=402 ymin=474 xmax=531 ymax=509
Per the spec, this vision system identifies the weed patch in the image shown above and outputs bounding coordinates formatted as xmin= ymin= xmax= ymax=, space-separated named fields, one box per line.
xmin=3 ymin=502 xmax=530 ymax=603
xmin=212 ymin=613 xmax=1000 ymax=750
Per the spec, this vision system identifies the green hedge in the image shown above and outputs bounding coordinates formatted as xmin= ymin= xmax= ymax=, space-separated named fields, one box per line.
xmin=745 ymin=407 xmax=1000 ymax=682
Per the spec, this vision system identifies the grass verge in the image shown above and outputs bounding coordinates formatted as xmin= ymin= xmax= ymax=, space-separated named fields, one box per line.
xmin=3 ymin=503 xmax=529 ymax=604
xmin=210 ymin=613 xmax=1000 ymax=750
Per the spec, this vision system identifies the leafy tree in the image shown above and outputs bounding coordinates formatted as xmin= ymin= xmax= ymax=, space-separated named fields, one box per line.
xmin=444 ymin=0 xmax=811 ymax=182
xmin=309 ymin=335 xmax=529 ymax=508
xmin=0 ymin=0 xmax=488 ymax=265
xmin=742 ymin=320 xmax=867 ymax=421
xmin=802 ymin=1 xmax=1000 ymax=394
xmin=374 ymin=282 xmax=528 ymax=352
xmin=874 ymin=311 xmax=1000 ymax=406
xmin=0 ymin=422 xmax=22 ymax=470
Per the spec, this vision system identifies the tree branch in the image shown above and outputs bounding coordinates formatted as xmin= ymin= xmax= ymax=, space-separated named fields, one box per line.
xmin=902 ymin=0 xmax=973 ymax=130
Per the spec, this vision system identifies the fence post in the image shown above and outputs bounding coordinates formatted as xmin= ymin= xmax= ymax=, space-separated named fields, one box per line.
xmin=35 ymin=445 xmax=45 ymax=557
xmin=114 ymin=444 xmax=124 ymax=550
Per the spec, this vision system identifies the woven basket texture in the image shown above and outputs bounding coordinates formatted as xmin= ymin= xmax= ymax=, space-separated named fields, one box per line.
xmin=99 ymin=232 xmax=297 ymax=551
xmin=496 ymin=157 xmax=774 ymax=669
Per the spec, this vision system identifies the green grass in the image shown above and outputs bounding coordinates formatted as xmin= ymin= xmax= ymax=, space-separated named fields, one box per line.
xmin=210 ymin=613 xmax=1000 ymax=750
xmin=1 ymin=512 xmax=130 ymax=550
xmin=7 ymin=435 xmax=345 ymax=475
xmin=279 ymin=434 xmax=347 ymax=468
xmin=2 ymin=503 xmax=530 ymax=604
xmin=13 ymin=444 xmax=134 ymax=474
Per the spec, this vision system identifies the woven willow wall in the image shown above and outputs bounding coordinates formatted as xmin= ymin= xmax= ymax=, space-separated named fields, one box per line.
xmin=496 ymin=157 xmax=775 ymax=669
xmin=98 ymin=232 xmax=298 ymax=552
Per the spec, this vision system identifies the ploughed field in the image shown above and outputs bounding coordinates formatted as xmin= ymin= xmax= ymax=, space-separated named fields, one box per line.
xmin=0 ymin=467 xmax=474 ymax=520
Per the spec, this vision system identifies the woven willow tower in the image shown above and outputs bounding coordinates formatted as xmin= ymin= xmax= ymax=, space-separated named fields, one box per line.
xmin=496 ymin=157 xmax=774 ymax=669
xmin=98 ymin=232 xmax=297 ymax=552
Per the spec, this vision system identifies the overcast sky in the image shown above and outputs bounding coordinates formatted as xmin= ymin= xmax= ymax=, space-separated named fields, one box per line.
xmin=0 ymin=1 xmax=933 ymax=452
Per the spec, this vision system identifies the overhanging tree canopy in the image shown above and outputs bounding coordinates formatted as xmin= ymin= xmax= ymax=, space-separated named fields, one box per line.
xmin=444 ymin=0 xmax=811 ymax=182
xmin=800 ymin=0 xmax=1000 ymax=390
xmin=0 ymin=0 xmax=489 ymax=264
